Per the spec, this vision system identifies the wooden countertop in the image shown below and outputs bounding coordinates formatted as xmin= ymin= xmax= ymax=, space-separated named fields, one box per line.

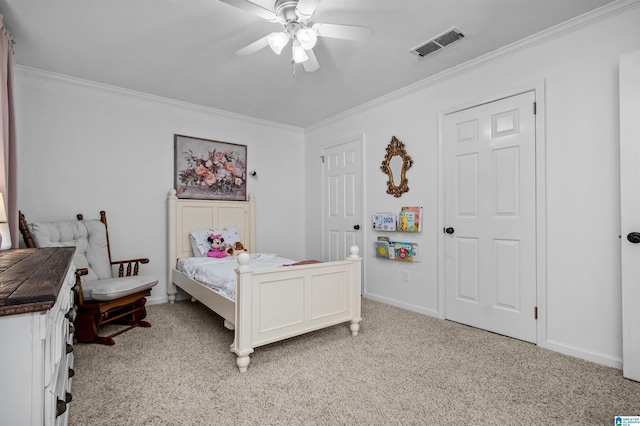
xmin=0 ymin=247 xmax=75 ymax=316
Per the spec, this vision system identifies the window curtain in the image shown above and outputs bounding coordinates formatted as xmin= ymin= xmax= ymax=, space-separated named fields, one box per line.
xmin=0 ymin=15 xmax=16 ymax=248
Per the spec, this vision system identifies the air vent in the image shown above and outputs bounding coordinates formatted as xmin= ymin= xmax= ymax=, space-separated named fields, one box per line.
xmin=410 ymin=27 xmax=465 ymax=57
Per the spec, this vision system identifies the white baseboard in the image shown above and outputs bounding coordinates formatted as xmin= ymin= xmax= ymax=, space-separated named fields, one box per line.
xmin=541 ymin=339 xmax=622 ymax=370
xmin=147 ymin=295 xmax=170 ymax=305
xmin=363 ymin=293 xmax=439 ymax=318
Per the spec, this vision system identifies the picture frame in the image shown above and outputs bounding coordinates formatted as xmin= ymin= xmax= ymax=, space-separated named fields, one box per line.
xmin=174 ymin=134 xmax=247 ymax=201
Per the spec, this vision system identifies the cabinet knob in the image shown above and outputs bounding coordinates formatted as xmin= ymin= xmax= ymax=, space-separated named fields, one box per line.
xmin=66 ymin=306 xmax=77 ymax=322
xmin=68 ymin=368 xmax=75 ymax=378
xmin=65 ymin=392 xmax=73 ymax=403
xmin=56 ymin=399 xmax=67 ymax=417
xmin=66 ymin=344 xmax=73 ymax=354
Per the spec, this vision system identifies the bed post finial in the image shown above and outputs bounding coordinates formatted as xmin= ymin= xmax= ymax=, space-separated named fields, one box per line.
xmin=237 ymin=252 xmax=251 ymax=272
xmin=168 ymin=188 xmax=177 ymax=198
xmin=348 ymin=246 xmax=360 ymax=259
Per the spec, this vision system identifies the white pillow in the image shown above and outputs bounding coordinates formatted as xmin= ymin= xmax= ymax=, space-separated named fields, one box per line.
xmin=189 ymin=226 xmax=240 ymax=257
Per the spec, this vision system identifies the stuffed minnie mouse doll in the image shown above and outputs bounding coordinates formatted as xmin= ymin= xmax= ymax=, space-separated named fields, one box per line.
xmin=207 ymin=234 xmax=227 ymax=258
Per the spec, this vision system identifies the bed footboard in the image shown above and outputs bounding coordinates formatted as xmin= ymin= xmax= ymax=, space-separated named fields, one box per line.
xmin=231 ymin=246 xmax=362 ymax=373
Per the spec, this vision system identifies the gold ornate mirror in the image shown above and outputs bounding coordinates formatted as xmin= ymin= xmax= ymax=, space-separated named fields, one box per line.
xmin=380 ymin=136 xmax=413 ymax=197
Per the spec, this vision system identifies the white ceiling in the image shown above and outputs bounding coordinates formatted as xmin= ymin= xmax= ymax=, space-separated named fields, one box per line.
xmin=0 ymin=0 xmax=615 ymax=128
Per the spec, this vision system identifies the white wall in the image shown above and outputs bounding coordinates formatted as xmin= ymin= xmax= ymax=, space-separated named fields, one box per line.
xmin=304 ymin=3 xmax=640 ymax=368
xmin=15 ymin=68 xmax=306 ymax=305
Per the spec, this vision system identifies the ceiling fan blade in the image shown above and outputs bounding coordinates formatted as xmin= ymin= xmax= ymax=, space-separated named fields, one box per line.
xmin=219 ymin=0 xmax=281 ymax=22
xmin=303 ymin=48 xmax=320 ymax=72
xmin=295 ymin=0 xmax=322 ymax=21
xmin=236 ymin=34 xmax=270 ymax=56
xmin=312 ymin=23 xmax=372 ymax=41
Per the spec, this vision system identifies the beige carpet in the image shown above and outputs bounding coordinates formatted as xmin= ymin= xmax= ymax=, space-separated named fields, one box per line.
xmin=69 ymin=298 xmax=640 ymax=425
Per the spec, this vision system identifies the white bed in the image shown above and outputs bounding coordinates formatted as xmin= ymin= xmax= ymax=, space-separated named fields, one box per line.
xmin=167 ymin=189 xmax=362 ymax=372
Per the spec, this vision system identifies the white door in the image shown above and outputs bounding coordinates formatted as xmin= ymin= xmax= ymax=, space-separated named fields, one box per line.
xmin=322 ymin=137 xmax=363 ymax=262
xmin=443 ymin=91 xmax=537 ymax=343
xmin=620 ymin=49 xmax=640 ymax=382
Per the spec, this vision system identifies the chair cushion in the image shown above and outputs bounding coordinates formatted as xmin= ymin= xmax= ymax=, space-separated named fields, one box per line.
xmin=81 ymin=219 xmax=113 ymax=280
xmin=28 ymin=219 xmax=113 ymax=281
xmin=82 ymin=275 xmax=158 ymax=301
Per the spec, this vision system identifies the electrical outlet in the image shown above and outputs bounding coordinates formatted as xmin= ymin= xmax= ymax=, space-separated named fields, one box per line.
xmin=403 ymin=271 xmax=410 ymax=283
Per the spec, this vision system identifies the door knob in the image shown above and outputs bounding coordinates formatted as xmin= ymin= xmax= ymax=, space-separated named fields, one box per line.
xmin=353 ymin=225 xmax=360 ymax=230
xmin=627 ymin=232 xmax=640 ymax=244
xmin=444 ymin=227 xmax=454 ymax=234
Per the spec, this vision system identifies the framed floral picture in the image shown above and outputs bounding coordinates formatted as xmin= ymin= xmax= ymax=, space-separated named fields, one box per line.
xmin=174 ymin=134 xmax=247 ymax=201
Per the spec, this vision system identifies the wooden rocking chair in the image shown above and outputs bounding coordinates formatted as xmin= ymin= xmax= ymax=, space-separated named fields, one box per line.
xmin=19 ymin=210 xmax=158 ymax=345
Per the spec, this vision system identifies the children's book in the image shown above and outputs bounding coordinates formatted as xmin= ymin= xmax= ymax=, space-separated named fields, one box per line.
xmin=399 ymin=206 xmax=423 ymax=232
xmin=410 ymin=242 xmax=419 ymax=260
xmin=393 ymin=242 xmax=414 ymax=261
xmin=372 ymin=213 xmax=397 ymax=231
xmin=375 ymin=241 xmax=390 ymax=258
xmin=398 ymin=211 xmax=415 ymax=232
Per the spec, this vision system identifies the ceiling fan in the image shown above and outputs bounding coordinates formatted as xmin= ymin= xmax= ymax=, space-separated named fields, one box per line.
xmin=220 ymin=0 xmax=372 ymax=72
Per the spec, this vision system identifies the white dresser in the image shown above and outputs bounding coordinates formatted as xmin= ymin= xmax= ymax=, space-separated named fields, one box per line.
xmin=0 ymin=248 xmax=76 ymax=426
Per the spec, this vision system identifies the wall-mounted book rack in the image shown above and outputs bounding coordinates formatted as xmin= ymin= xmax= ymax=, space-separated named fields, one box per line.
xmin=372 ymin=206 xmax=423 ymax=232
xmin=375 ymin=238 xmax=421 ymax=262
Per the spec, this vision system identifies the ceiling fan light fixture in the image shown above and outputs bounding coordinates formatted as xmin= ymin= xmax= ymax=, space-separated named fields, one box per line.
xmin=292 ymin=40 xmax=308 ymax=63
xmin=267 ymin=31 xmax=290 ymax=55
xmin=296 ymin=26 xmax=317 ymax=50
xmin=226 ymin=0 xmax=372 ymax=73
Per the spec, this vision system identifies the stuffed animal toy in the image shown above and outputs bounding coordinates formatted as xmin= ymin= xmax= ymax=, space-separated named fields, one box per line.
xmin=226 ymin=241 xmax=248 ymax=256
xmin=207 ymin=234 xmax=227 ymax=258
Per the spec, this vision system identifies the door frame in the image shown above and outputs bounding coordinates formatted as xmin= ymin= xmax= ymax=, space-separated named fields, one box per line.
xmin=320 ymin=134 xmax=366 ymax=292
xmin=620 ymin=49 xmax=640 ymax=381
xmin=437 ymin=80 xmax=547 ymax=345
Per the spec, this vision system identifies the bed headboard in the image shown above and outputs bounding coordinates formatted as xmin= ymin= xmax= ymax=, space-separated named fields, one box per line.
xmin=167 ymin=189 xmax=256 ymax=263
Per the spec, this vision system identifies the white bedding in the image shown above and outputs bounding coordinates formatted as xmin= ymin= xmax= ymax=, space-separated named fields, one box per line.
xmin=177 ymin=253 xmax=295 ymax=300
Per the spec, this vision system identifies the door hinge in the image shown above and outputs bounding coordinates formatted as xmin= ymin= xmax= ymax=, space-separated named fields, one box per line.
xmin=534 ymin=306 xmax=538 ymax=320
xmin=533 ymin=102 xmax=537 ymax=115
xmin=320 ymin=155 xmax=325 ymax=163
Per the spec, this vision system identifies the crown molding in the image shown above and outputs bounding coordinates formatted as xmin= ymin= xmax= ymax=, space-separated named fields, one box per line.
xmin=14 ymin=65 xmax=305 ymax=135
xmin=305 ymin=0 xmax=640 ymax=131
